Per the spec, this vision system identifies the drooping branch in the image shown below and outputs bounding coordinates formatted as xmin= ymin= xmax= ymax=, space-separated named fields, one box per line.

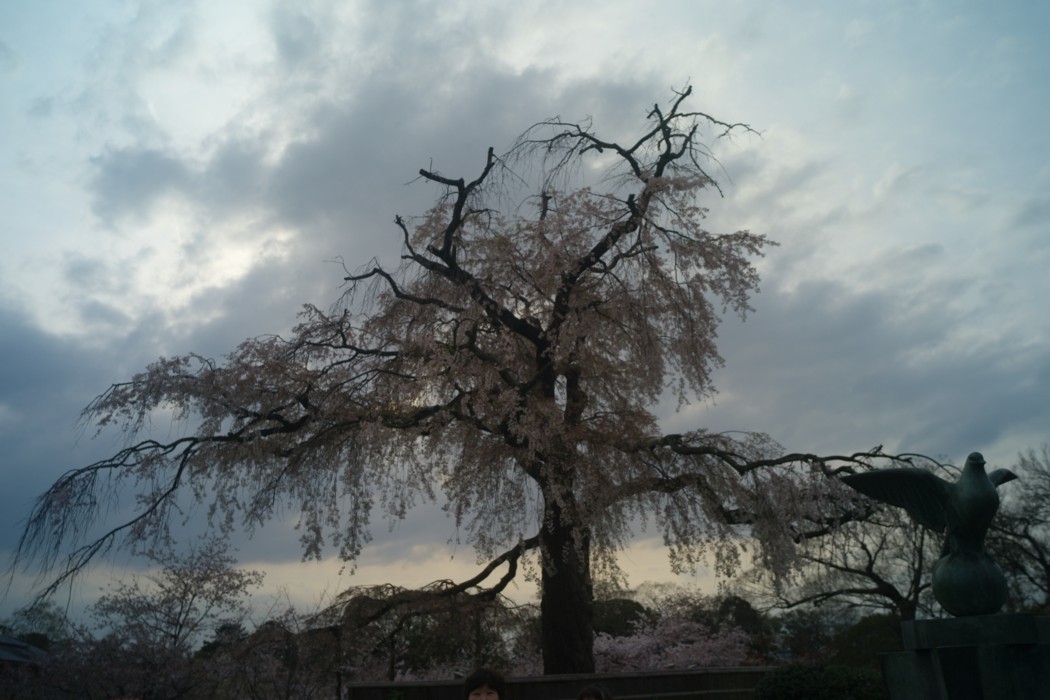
xmin=597 ymin=435 xmax=928 ymax=555
xmin=418 ymin=146 xmax=499 ymax=260
xmin=16 ymin=438 xmax=197 ymax=600
xmin=773 ymin=578 xmax=920 ymax=615
xmin=345 ymin=260 xmax=465 ymax=313
xmin=513 ymin=85 xmax=757 ymax=196
xmin=13 ymin=358 xmax=462 ymax=600
xmin=612 ymin=434 xmax=899 ymax=493
xmin=394 ymin=201 xmax=543 ymax=347
xmin=335 ymin=534 xmax=541 ymax=630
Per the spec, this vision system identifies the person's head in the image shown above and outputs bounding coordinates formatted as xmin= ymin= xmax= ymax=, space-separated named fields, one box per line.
xmin=577 ymin=684 xmax=613 ymax=700
xmin=464 ymin=668 xmax=505 ymax=700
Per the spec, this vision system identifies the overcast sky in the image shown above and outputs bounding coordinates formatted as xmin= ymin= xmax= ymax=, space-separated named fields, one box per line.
xmin=3 ymin=0 xmax=1049 ymax=621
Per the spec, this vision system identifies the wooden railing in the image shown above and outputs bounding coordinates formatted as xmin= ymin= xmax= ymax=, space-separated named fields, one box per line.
xmin=344 ymin=667 xmax=774 ymax=700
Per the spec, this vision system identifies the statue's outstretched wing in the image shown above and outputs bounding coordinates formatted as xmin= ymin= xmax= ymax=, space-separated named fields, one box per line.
xmin=989 ymin=468 xmax=1018 ymax=487
xmin=841 ymin=468 xmax=953 ymax=532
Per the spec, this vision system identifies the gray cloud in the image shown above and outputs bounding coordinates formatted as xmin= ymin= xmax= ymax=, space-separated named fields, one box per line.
xmin=197 ymin=139 xmax=269 ymax=212
xmin=1012 ymin=196 xmax=1050 ymax=230
xmin=270 ymin=7 xmax=321 ymax=69
xmin=27 ymin=96 xmax=52 ymax=118
xmin=679 ymin=268 xmax=1050 ymax=467
xmin=0 ymin=308 xmax=120 ymax=520
xmin=90 ymin=147 xmax=191 ymax=223
xmin=0 ymin=39 xmax=17 ymax=75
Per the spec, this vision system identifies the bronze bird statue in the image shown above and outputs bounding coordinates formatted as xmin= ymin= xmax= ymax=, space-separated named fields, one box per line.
xmin=842 ymin=452 xmax=1017 ymax=616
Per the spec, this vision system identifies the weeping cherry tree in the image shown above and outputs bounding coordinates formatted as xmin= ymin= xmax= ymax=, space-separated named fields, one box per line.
xmin=18 ymin=86 xmax=904 ymax=673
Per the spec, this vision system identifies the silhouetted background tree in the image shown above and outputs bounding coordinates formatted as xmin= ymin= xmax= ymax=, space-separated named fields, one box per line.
xmin=987 ymin=445 xmax=1050 ymax=614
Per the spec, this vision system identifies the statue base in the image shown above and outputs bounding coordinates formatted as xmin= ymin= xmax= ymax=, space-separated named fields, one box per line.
xmin=880 ymin=613 xmax=1050 ymax=699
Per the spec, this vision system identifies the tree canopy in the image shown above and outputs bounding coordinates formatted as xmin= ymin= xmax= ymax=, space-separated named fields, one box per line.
xmin=17 ymin=86 xmax=907 ymax=673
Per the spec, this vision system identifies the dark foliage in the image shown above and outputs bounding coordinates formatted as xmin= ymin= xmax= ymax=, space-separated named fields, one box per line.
xmin=753 ymin=663 xmax=887 ymax=700
xmin=591 ymin=598 xmax=651 ymax=638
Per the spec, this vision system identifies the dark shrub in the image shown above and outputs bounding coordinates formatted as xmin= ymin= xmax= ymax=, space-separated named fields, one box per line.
xmin=831 ymin=613 xmax=902 ymax=669
xmin=753 ymin=663 xmax=887 ymax=700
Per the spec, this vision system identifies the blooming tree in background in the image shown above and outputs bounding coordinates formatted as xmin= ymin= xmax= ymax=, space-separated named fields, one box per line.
xmin=594 ymin=616 xmax=750 ymax=671
xmin=9 ymin=541 xmax=263 ymax=698
xmin=17 ymin=86 xmax=910 ymax=673
xmin=87 ymin=540 xmax=263 ymax=656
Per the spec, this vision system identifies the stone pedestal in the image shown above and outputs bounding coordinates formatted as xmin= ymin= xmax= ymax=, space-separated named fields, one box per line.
xmin=881 ymin=614 xmax=1050 ymax=699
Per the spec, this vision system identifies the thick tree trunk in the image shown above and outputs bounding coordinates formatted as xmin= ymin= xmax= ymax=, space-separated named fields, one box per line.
xmin=539 ymin=489 xmax=595 ymax=673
